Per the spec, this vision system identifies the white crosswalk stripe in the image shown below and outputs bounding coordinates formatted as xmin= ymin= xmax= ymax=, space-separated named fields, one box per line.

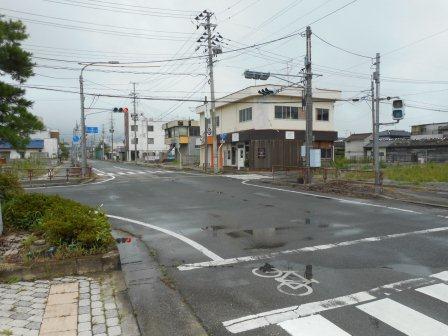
xmin=357 ymin=298 xmax=448 ymax=336
xmin=432 ymin=271 xmax=448 ymax=281
xmin=279 ymin=315 xmax=352 ymax=336
xmin=416 ymin=283 xmax=448 ymax=304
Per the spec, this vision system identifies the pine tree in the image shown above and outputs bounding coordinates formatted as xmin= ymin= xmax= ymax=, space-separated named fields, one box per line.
xmin=0 ymin=16 xmax=44 ymax=149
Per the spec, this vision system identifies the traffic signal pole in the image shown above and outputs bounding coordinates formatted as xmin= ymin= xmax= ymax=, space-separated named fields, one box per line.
xmin=373 ymin=53 xmax=381 ymax=193
xmin=131 ymin=82 xmax=138 ymax=162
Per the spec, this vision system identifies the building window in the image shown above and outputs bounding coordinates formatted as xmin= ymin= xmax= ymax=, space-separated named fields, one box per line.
xmin=215 ymin=116 xmax=220 ymax=127
xmin=130 ymin=125 xmax=138 ymax=131
xmin=274 ymin=106 xmax=300 ymax=119
xmin=239 ymin=107 xmax=252 ymax=122
xmin=131 ymin=138 xmax=138 ymax=144
xmin=189 ymin=126 xmax=200 ymax=136
xmin=321 ymin=148 xmax=332 ymax=159
xmin=147 ymin=125 xmax=154 ymax=132
xmin=148 ymin=138 xmax=154 ymax=144
xmin=316 ymin=108 xmax=329 ymax=121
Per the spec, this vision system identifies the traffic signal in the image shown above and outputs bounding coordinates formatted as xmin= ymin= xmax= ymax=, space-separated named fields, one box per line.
xmin=392 ymin=99 xmax=405 ymax=120
xmin=113 ymin=107 xmax=129 ymax=113
xmin=258 ymin=88 xmax=275 ymax=95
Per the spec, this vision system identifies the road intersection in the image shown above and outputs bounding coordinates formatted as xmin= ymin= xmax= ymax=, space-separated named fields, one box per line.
xmin=35 ymin=160 xmax=448 ymax=335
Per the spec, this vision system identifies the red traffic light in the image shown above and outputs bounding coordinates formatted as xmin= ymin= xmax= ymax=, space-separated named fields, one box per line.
xmin=113 ymin=107 xmax=129 ymax=113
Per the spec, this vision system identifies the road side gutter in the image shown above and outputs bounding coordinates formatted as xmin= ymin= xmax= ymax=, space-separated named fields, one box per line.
xmin=112 ymin=229 xmax=209 ymax=336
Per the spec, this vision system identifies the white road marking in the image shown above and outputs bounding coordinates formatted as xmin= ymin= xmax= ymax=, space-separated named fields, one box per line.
xmin=117 ymin=172 xmax=126 ymax=175
xmin=107 ymin=214 xmax=224 ymax=262
xmin=357 ymin=298 xmax=448 ymax=336
xmin=224 ymin=174 xmax=268 ymax=180
xmin=279 ymin=315 xmax=352 ymax=336
xmin=92 ymin=167 xmax=106 ymax=174
xmin=125 ymin=171 xmax=136 ymax=175
xmin=432 ymin=271 xmax=448 ymax=282
xmin=241 ymin=180 xmax=423 ymax=214
xmin=222 ymin=275 xmax=439 ymax=333
xmin=178 ymin=226 xmax=448 ymax=271
xmin=416 ymin=283 xmax=448 ymax=303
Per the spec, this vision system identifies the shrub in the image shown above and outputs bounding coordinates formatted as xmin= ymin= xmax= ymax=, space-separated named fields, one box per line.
xmin=0 ymin=173 xmax=23 ymax=202
xmin=41 ymin=202 xmax=114 ymax=249
xmin=3 ymin=193 xmax=61 ymax=230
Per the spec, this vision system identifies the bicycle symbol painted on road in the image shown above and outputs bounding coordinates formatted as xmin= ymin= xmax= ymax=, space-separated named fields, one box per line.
xmin=252 ymin=264 xmax=318 ymax=296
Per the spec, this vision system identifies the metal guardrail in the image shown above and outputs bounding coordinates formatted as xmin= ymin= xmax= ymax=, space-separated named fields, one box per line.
xmin=271 ymin=165 xmax=383 ymax=185
xmin=0 ymin=166 xmax=93 ymax=183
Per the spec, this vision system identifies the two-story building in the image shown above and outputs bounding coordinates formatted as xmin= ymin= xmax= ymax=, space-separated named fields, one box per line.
xmin=196 ymin=84 xmax=340 ymax=170
xmin=127 ymin=114 xmax=167 ymax=161
xmin=411 ymin=122 xmax=448 ymax=140
xmin=162 ymin=120 xmax=200 ymax=165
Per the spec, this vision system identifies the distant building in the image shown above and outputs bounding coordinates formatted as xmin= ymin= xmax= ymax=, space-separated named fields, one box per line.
xmin=196 ymin=84 xmax=340 ymax=170
xmin=0 ymin=129 xmax=60 ymax=160
xmin=0 ymin=139 xmax=45 ymax=160
xmin=365 ymin=138 xmax=448 ymax=163
xmin=162 ymin=120 xmax=200 ymax=165
xmin=344 ymin=133 xmax=372 ymax=159
xmin=127 ymin=114 xmax=167 ymax=161
xmin=345 ymin=130 xmax=410 ymax=159
xmin=411 ymin=122 xmax=448 ymax=140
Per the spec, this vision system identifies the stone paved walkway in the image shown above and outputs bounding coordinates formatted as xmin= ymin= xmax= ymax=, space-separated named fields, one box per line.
xmin=0 ymin=276 xmax=128 ymax=336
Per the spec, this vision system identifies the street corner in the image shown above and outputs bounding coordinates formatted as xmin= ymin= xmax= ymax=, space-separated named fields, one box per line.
xmin=0 ymin=274 xmax=139 ymax=336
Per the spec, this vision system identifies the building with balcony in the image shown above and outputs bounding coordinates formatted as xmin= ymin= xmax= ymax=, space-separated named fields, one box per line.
xmin=196 ymin=84 xmax=340 ymax=170
xmin=162 ymin=120 xmax=200 ymax=165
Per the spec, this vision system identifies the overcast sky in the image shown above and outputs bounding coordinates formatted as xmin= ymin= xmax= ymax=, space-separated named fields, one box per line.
xmin=2 ymin=0 xmax=448 ymax=142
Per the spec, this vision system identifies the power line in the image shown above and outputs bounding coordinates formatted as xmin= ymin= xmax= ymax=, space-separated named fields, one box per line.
xmin=68 ymin=0 xmax=198 ymax=13
xmin=4 ymin=15 xmax=190 ymax=42
xmin=41 ymin=0 xmax=193 ymax=18
xmin=312 ymin=32 xmax=372 ymax=59
xmin=0 ymin=8 xmax=193 ymax=35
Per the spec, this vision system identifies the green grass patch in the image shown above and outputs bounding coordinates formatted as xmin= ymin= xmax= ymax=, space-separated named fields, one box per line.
xmin=384 ymin=163 xmax=448 ymax=184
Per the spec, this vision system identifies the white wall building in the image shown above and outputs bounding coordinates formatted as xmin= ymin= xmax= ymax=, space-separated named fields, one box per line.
xmin=411 ymin=122 xmax=448 ymax=140
xmin=196 ymin=84 xmax=340 ymax=170
xmin=344 ymin=133 xmax=372 ymax=159
xmin=127 ymin=114 xmax=168 ymax=161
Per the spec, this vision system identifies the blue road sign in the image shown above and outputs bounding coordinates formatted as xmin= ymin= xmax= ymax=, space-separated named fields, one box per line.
xmin=72 ymin=135 xmax=80 ymax=143
xmin=86 ymin=126 xmax=99 ymax=134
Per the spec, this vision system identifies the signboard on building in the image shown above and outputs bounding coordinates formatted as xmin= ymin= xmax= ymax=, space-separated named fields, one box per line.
xmin=86 ymin=126 xmax=99 ymax=134
xmin=232 ymin=133 xmax=239 ymax=142
xmin=285 ymin=131 xmax=295 ymax=140
xmin=219 ymin=133 xmax=228 ymax=143
xmin=257 ymin=147 xmax=266 ymax=158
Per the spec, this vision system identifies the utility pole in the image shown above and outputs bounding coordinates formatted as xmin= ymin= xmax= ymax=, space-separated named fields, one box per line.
xmin=373 ymin=53 xmax=381 ymax=193
xmin=304 ymin=26 xmax=313 ymax=184
xmin=205 ymin=12 xmax=218 ymax=174
xmin=79 ymin=73 xmax=88 ymax=176
xmin=131 ymin=82 xmax=138 ymax=162
xmin=204 ymin=96 xmax=209 ymax=172
xmin=101 ymin=123 xmax=105 ymax=160
xmin=109 ymin=112 xmax=114 ymax=161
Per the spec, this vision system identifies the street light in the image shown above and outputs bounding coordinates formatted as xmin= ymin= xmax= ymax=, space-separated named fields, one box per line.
xmin=79 ymin=61 xmax=119 ymax=176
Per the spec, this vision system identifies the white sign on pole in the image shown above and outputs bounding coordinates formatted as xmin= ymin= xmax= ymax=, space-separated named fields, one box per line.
xmin=285 ymin=131 xmax=295 ymax=140
xmin=310 ymin=149 xmax=321 ymax=167
xmin=232 ymin=133 xmax=239 ymax=142
xmin=301 ymin=145 xmax=306 ymax=157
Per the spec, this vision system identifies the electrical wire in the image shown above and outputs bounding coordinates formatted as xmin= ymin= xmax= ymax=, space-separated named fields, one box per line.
xmin=312 ymin=32 xmax=372 ymax=59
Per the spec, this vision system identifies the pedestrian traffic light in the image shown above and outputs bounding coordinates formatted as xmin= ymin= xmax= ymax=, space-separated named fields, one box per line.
xmin=113 ymin=107 xmax=129 ymax=113
xmin=392 ymin=99 xmax=405 ymax=121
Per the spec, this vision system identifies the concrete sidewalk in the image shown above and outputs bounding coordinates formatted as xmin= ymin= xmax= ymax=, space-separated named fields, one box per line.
xmin=0 ymin=273 xmax=140 ymax=336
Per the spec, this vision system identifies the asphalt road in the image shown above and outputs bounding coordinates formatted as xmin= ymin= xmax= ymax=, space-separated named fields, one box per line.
xmin=33 ymin=160 xmax=448 ymax=336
